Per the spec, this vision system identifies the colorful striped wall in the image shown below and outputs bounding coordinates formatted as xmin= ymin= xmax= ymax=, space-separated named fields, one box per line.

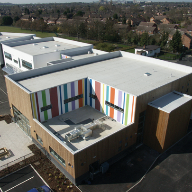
xmin=31 ymin=78 xmax=88 ymax=122
xmin=88 ymin=78 xmax=136 ymax=126
xmin=31 ymin=77 xmax=136 ymax=126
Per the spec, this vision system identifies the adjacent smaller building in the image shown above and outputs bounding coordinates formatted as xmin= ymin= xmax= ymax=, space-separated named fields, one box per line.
xmin=2 ymin=37 xmax=94 ymax=74
xmin=0 ymin=32 xmax=36 ymax=67
xmin=144 ymin=91 xmax=192 ymax=153
xmin=135 ymin=45 xmax=160 ymax=57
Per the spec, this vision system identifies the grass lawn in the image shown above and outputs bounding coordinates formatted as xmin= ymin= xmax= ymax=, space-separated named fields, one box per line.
xmin=0 ymin=26 xmax=56 ymax=38
xmin=156 ymin=51 xmax=179 ymax=60
xmin=125 ymin=48 xmax=135 ymax=53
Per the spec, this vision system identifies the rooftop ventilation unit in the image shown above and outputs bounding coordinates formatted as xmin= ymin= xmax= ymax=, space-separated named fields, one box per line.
xmin=54 ymin=49 xmax=59 ymax=52
xmin=33 ymin=43 xmax=37 ymax=46
xmin=55 ymin=44 xmax=60 ymax=47
xmin=42 ymin=46 xmax=48 ymax=49
xmin=6 ymin=37 xmax=10 ymax=39
xmin=144 ymin=72 xmax=151 ymax=76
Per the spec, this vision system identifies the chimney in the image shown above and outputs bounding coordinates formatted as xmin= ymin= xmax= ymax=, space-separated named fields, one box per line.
xmin=143 ymin=45 xmax=146 ymax=49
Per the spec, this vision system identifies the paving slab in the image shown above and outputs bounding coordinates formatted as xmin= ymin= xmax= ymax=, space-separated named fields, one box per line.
xmin=0 ymin=121 xmax=33 ymax=169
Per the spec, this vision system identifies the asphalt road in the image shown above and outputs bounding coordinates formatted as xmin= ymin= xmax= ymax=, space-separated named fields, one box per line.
xmin=79 ymin=122 xmax=192 ymax=192
xmin=0 ymin=165 xmax=48 ymax=192
xmin=0 ymin=68 xmax=10 ymax=116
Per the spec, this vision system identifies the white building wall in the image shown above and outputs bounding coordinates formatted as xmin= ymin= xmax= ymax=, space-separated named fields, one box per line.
xmin=2 ymin=44 xmax=34 ymax=72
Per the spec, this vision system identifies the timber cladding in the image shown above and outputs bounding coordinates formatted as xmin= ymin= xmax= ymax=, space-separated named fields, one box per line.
xmin=31 ymin=119 xmax=76 ymax=178
xmin=5 ymin=77 xmax=33 ymax=122
xmin=74 ymin=123 xmax=136 ymax=178
xmin=143 ymin=105 xmax=169 ymax=153
xmin=144 ymin=99 xmax=192 ymax=153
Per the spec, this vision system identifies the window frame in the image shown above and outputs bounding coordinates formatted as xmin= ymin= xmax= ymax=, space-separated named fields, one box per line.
xmin=22 ymin=59 xmax=32 ymax=70
xmin=4 ymin=52 xmax=12 ymax=60
xmin=36 ymin=134 xmax=43 ymax=145
xmin=49 ymin=147 xmax=66 ymax=167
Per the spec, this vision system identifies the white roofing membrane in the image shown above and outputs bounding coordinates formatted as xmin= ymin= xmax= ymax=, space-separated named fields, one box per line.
xmin=17 ymin=56 xmax=188 ymax=96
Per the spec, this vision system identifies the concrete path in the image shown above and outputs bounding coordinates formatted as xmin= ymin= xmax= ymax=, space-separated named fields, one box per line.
xmin=0 ymin=121 xmax=33 ymax=169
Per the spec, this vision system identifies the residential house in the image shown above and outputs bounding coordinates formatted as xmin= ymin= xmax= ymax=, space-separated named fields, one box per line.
xmin=136 ymin=26 xmax=158 ymax=35
xmin=135 ymin=45 xmax=160 ymax=56
xmin=182 ymin=33 xmax=192 ymax=49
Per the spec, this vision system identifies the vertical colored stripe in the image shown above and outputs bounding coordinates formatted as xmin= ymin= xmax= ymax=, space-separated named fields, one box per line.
xmin=71 ymin=82 xmax=75 ymax=110
xmin=82 ymin=79 xmax=85 ymax=106
xmin=85 ymin=78 xmax=87 ymax=105
xmin=110 ymin=87 xmax=115 ymax=119
xmin=95 ymin=81 xmax=101 ymax=111
xmin=59 ymin=86 xmax=63 ymax=114
xmin=35 ymin=92 xmax=41 ymax=121
xmin=124 ymin=94 xmax=130 ymax=126
xmin=64 ymin=84 xmax=68 ymax=113
xmin=42 ymin=90 xmax=48 ymax=121
xmin=50 ymin=87 xmax=59 ymax=118
xmin=131 ymin=96 xmax=135 ymax=123
xmin=117 ymin=91 xmax=122 ymax=122
xmin=90 ymin=79 xmax=92 ymax=107
xmin=122 ymin=93 xmax=125 ymax=125
xmin=102 ymin=84 xmax=105 ymax=113
xmin=78 ymin=80 xmax=83 ymax=108
xmin=31 ymin=93 xmax=37 ymax=119
xmin=106 ymin=86 xmax=109 ymax=116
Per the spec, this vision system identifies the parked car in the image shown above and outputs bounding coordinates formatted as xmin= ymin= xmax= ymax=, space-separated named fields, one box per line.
xmin=27 ymin=185 xmax=51 ymax=192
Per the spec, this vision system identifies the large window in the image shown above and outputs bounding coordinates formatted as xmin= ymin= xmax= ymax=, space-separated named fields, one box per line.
xmin=4 ymin=52 xmax=12 ymax=60
xmin=22 ymin=60 xmax=32 ymax=70
xmin=49 ymin=147 xmax=66 ymax=167
xmin=36 ymin=134 xmax=43 ymax=145
xmin=105 ymin=101 xmax=124 ymax=113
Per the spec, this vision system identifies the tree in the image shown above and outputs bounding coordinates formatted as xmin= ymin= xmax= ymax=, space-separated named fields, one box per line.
xmin=24 ymin=8 xmax=29 ymax=15
xmin=159 ymin=31 xmax=169 ymax=48
xmin=140 ymin=32 xmax=149 ymax=46
xmin=2 ymin=16 xmax=13 ymax=26
xmin=76 ymin=11 xmax=84 ymax=17
xmin=113 ymin=13 xmax=118 ymax=20
xmin=169 ymin=30 xmax=182 ymax=53
xmin=13 ymin=16 xmax=20 ymax=23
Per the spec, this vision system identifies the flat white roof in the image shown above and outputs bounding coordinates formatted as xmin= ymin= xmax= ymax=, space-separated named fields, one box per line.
xmin=0 ymin=32 xmax=35 ymax=42
xmin=42 ymin=105 xmax=124 ymax=152
xmin=17 ymin=56 xmax=189 ymax=96
xmin=149 ymin=91 xmax=192 ymax=112
xmin=13 ymin=40 xmax=79 ymax=56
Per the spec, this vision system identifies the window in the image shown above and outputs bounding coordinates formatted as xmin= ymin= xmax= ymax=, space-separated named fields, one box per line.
xmin=105 ymin=101 xmax=124 ymax=113
xmin=4 ymin=52 xmax=12 ymax=60
xmin=41 ymin=104 xmax=52 ymax=112
xmin=64 ymin=94 xmax=83 ymax=104
xmin=22 ymin=60 xmax=32 ymax=70
xmin=89 ymin=93 xmax=97 ymax=100
xmin=49 ymin=147 xmax=66 ymax=167
xmin=36 ymin=134 xmax=43 ymax=145
xmin=6 ymin=63 xmax=14 ymax=71
xmin=13 ymin=59 xmax=18 ymax=64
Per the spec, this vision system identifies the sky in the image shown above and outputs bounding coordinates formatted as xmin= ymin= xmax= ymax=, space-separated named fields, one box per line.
xmin=0 ymin=0 xmax=94 ymax=3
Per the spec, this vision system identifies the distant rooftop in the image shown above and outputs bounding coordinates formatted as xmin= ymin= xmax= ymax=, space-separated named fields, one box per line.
xmin=17 ymin=52 xmax=190 ymax=96
xmin=149 ymin=91 xmax=192 ymax=113
xmin=0 ymin=32 xmax=35 ymax=42
xmin=13 ymin=41 xmax=79 ymax=56
xmin=3 ymin=37 xmax=93 ymax=56
xmin=42 ymin=105 xmax=124 ymax=153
